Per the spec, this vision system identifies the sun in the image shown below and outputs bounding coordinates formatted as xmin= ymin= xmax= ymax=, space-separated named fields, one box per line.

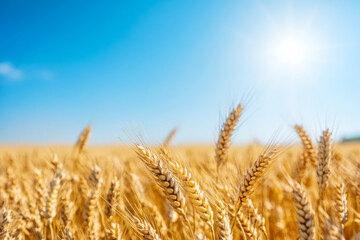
xmin=273 ymin=34 xmax=309 ymax=69
xmin=260 ymin=29 xmax=321 ymax=84
xmin=276 ymin=37 xmax=305 ymax=64
xmin=268 ymin=31 xmax=316 ymax=73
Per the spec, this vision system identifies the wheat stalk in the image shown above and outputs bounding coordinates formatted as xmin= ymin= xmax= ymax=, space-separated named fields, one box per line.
xmin=128 ymin=173 xmax=146 ymax=206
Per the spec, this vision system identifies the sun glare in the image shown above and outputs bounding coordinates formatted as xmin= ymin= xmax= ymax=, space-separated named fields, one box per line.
xmin=265 ymin=31 xmax=317 ymax=75
xmin=274 ymin=35 xmax=310 ymax=69
xmin=276 ymin=37 xmax=306 ymax=65
xmin=258 ymin=28 xmax=323 ymax=86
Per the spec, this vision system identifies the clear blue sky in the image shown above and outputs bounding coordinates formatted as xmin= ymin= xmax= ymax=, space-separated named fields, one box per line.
xmin=1 ymin=1 xmax=359 ymax=145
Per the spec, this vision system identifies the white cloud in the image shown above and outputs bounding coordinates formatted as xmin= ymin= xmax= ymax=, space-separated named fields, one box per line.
xmin=0 ymin=62 xmax=23 ymax=80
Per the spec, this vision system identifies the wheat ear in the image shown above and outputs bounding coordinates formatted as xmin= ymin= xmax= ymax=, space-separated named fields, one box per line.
xmin=335 ymin=183 xmax=347 ymax=232
xmin=232 ymin=149 xmax=276 ymax=227
xmin=215 ymin=103 xmax=243 ymax=171
xmin=136 ymin=145 xmax=187 ymax=218
xmin=324 ymin=222 xmax=345 ymax=240
xmin=50 ymin=154 xmax=63 ymax=174
xmin=44 ymin=173 xmax=62 ymax=223
xmin=133 ymin=216 xmax=162 ymax=240
xmin=75 ymin=125 xmax=91 ymax=153
xmin=295 ymin=125 xmax=317 ymax=167
xmin=106 ymin=223 xmax=123 ymax=240
xmin=64 ymin=230 xmax=74 ymax=240
xmin=236 ymin=211 xmax=257 ymax=240
xmin=295 ymin=150 xmax=307 ymax=182
xmin=291 ymin=180 xmax=315 ymax=240
xmin=33 ymin=169 xmax=46 ymax=219
xmin=84 ymin=166 xmax=102 ymax=240
xmin=78 ymin=176 xmax=89 ymax=197
xmin=245 ymin=199 xmax=268 ymax=240
xmin=0 ymin=209 xmax=13 ymax=239
xmin=316 ymin=129 xmax=332 ymax=199
xmin=105 ymin=177 xmax=120 ymax=219
xmin=164 ymin=128 xmax=178 ymax=146
xmin=161 ymin=148 xmax=215 ymax=229
xmin=84 ymin=188 xmax=100 ymax=240
xmin=215 ymin=200 xmax=232 ymax=240
xmin=59 ymin=190 xmax=73 ymax=230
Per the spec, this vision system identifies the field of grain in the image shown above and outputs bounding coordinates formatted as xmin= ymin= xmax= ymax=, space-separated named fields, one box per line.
xmin=0 ymin=105 xmax=359 ymax=240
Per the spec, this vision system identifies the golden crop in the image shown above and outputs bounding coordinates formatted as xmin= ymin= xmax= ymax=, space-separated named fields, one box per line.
xmin=0 ymin=104 xmax=359 ymax=240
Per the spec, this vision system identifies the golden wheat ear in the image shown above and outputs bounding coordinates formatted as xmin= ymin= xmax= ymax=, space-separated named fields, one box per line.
xmin=72 ymin=125 xmax=92 ymax=165
xmin=164 ymin=128 xmax=178 ymax=147
xmin=0 ymin=209 xmax=13 ymax=239
xmin=295 ymin=125 xmax=317 ymax=168
xmin=33 ymin=169 xmax=46 ymax=221
xmin=334 ymin=183 xmax=347 ymax=233
xmin=160 ymin=147 xmax=215 ymax=237
xmin=135 ymin=143 xmax=196 ymax=239
xmin=232 ymin=149 xmax=277 ymax=229
xmin=236 ymin=210 xmax=258 ymax=240
xmin=44 ymin=173 xmax=62 ymax=224
xmin=132 ymin=216 xmax=162 ymax=240
xmin=245 ymin=199 xmax=268 ymax=240
xmin=215 ymin=103 xmax=243 ymax=173
xmin=105 ymin=177 xmax=120 ymax=220
xmin=135 ymin=145 xmax=187 ymax=218
xmin=106 ymin=222 xmax=123 ymax=240
xmin=75 ymin=125 xmax=91 ymax=152
xmin=282 ymin=168 xmax=315 ymax=240
xmin=324 ymin=220 xmax=345 ymax=240
xmin=84 ymin=166 xmax=103 ymax=240
xmin=291 ymin=180 xmax=316 ymax=240
xmin=215 ymin=199 xmax=232 ymax=240
xmin=316 ymin=129 xmax=332 ymax=200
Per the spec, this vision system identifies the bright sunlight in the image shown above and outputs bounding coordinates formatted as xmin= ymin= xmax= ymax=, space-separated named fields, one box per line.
xmin=275 ymin=36 xmax=307 ymax=66
xmin=264 ymin=29 xmax=319 ymax=79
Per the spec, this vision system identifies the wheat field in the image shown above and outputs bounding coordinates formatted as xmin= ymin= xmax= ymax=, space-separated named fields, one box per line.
xmin=0 ymin=104 xmax=359 ymax=240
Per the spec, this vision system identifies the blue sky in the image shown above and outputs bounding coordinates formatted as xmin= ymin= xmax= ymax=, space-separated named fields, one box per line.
xmin=1 ymin=1 xmax=360 ymax=145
